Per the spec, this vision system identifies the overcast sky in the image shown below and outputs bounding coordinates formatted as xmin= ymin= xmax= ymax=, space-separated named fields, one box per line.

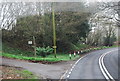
xmin=0 ymin=0 xmax=119 ymax=2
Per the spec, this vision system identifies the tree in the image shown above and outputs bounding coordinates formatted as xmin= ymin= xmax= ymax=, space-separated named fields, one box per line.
xmin=87 ymin=10 xmax=117 ymax=46
xmin=2 ymin=2 xmax=91 ymax=53
xmin=97 ymin=1 xmax=120 ymax=27
xmin=55 ymin=12 xmax=91 ymax=52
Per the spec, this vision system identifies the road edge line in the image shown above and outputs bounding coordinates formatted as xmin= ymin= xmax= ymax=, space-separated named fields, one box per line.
xmin=99 ymin=49 xmax=118 ymax=81
xmin=62 ymin=54 xmax=89 ymax=79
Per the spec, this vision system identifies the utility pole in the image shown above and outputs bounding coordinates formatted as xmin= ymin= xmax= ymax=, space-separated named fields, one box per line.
xmin=52 ymin=2 xmax=57 ymax=58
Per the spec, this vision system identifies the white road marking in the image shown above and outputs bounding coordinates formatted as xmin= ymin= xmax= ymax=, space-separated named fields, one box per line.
xmin=99 ymin=49 xmax=118 ymax=81
xmin=64 ymin=54 xmax=88 ymax=78
xmin=60 ymin=48 xmax=118 ymax=80
xmin=59 ymin=69 xmax=69 ymax=80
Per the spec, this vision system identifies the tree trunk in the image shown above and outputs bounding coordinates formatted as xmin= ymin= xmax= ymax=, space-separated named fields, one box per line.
xmin=33 ymin=36 xmax=36 ymax=57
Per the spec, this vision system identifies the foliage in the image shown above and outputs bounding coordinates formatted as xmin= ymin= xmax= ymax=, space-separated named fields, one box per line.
xmin=36 ymin=46 xmax=53 ymax=57
xmin=56 ymin=12 xmax=91 ymax=51
xmin=2 ymin=43 xmax=33 ymax=56
xmin=68 ymin=45 xmax=118 ymax=55
xmin=103 ymin=34 xmax=117 ymax=46
xmin=75 ymin=44 xmax=89 ymax=50
xmin=2 ymin=11 xmax=91 ymax=52
xmin=1 ymin=45 xmax=118 ymax=63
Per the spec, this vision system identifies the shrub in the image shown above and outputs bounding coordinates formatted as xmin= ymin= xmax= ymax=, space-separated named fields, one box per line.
xmin=45 ymin=46 xmax=54 ymax=54
xmin=36 ymin=46 xmax=53 ymax=57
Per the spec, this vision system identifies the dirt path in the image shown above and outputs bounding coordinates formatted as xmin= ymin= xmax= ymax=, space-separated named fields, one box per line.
xmin=0 ymin=57 xmax=77 ymax=79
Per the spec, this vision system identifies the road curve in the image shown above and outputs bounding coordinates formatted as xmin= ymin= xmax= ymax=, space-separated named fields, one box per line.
xmin=65 ymin=47 xmax=119 ymax=80
xmin=103 ymin=49 xmax=119 ymax=79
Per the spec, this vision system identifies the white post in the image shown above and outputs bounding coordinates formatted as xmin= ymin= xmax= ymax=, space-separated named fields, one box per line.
xmin=69 ymin=54 xmax=72 ymax=59
xmin=74 ymin=52 xmax=76 ymax=57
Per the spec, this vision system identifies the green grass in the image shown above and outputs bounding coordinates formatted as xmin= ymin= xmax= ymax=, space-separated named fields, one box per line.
xmin=1 ymin=52 xmax=79 ymax=62
xmin=1 ymin=43 xmax=80 ymax=62
xmin=1 ymin=43 xmax=118 ymax=62
xmin=2 ymin=43 xmax=33 ymax=56
xmin=15 ymin=70 xmax=38 ymax=79
xmin=2 ymin=65 xmax=39 ymax=80
xmin=47 ymin=53 xmax=79 ymax=61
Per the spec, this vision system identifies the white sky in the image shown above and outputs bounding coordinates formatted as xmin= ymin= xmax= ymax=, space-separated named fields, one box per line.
xmin=0 ymin=0 xmax=119 ymax=2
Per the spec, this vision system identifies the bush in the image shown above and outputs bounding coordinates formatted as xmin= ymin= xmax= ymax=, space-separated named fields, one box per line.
xmin=36 ymin=46 xmax=53 ymax=57
xmin=76 ymin=44 xmax=89 ymax=49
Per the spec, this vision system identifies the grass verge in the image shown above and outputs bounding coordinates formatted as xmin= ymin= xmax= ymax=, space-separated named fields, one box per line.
xmin=1 ymin=53 xmax=79 ymax=62
xmin=1 ymin=65 xmax=38 ymax=79
xmin=1 ymin=43 xmax=118 ymax=63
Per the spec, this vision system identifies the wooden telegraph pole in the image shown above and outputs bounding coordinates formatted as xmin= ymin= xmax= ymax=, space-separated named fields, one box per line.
xmin=52 ymin=3 xmax=57 ymax=58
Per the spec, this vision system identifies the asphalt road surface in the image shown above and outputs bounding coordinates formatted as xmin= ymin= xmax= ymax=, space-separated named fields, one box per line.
xmin=104 ymin=48 xmax=119 ymax=79
xmin=65 ymin=47 xmax=119 ymax=80
xmin=1 ymin=56 xmax=76 ymax=79
xmin=1 ymin=47 xmax=119 ymax=80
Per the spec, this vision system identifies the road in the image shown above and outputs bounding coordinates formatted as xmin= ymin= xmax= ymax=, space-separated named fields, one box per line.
xmin=1 ymin=56 xmax=76 ymax=79
xmin=65 ymin=47 xmax=119 ymax=80
xmin=1 ymin=47 xmax=119 ymax=80
xmin=103 ymin=49 xmax=119 ymax=79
